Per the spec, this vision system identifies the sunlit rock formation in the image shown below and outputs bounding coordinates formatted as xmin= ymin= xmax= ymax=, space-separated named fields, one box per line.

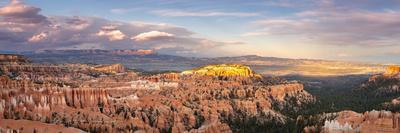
xmin=182 ymin=64 xmax=261 ymax=77
xmin=323 ymin=110 xmax=400 ymax=133
xmin=385 ymin=65 xmax=400 ymax=76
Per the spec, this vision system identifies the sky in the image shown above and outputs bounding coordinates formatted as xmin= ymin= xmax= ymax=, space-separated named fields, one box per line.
xmin=0 ymin=0 xmax=399 ymax=63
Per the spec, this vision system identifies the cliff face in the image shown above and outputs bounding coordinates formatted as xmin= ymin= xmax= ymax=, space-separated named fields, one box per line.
xmin=323 ymin=110 xmax=400 ymax=133
xmin=0 ymin=62 xmax=314 ymax=132
xmin=0 ymin=76 xmax=110 ymax=118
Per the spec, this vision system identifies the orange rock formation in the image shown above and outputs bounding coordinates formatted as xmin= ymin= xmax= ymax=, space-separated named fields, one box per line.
xmin=0 ymin=62 xmax=314 ymax=132
xmin=323 ymin=110 xmax=400 ymax=133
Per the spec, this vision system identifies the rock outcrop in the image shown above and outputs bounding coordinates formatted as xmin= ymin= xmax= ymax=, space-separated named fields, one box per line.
xmin=358 ymin=65 xmax=400 ymax=96
xmin=0 ymin=119 xmax=85 ymax=133
xmin=323 ymin=110 xmax=400 ymax=133
xmin=182 ymin=64 xmax=261 ymax=77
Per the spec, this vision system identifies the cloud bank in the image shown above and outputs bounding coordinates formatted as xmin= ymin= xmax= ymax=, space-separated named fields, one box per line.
xmin=132 ymin=31 xmax=174 ymax=41
xmin=0 ymin=0 xmax=236 ymax=56
xmin=244 ymin=0 xmax=400 ymax=47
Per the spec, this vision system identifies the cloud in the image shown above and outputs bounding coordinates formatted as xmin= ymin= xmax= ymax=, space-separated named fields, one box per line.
xmin=0 ymin=0 xmax=47 ymax=24
xmin=244 ymin=1 xmax=400 ymax=46
xmin=262 ymin=0 xmax=313 ymax=8
xmin=132 ymin=31 xmax=174 ymax=41
xmin=64 ymin=17 xmax=91 ymax=30
xmin=96 ymin=25 xmax=126 ymax=41
xmin=152 ymin=9 xmax=259 ymax=17
xmin=28 ymin=32 xmax=47 ymax=42
xmin=0 ymin=0 xmax=238 ymax=56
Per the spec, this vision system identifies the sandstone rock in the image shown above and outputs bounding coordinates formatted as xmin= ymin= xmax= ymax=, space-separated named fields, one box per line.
xmin=323 ymin=110 xmax=400 ymax=133
xmin=0 ymin=119 xmax=85 ymax=133
xmin=182 ymin=64 xmax=261 ymax=77
xmin=0 ymin=62 xmax=315 ymax=132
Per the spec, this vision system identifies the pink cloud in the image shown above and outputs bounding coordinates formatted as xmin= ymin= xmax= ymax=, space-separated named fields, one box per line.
xmin=0 ymin=0 xmax=242 ymax=56
xmin=245 ymin=9 xmax=400 ymax=46
xmin=131 ymin=31 xmax=174 ymax=41
xmin=96 ymin=25 xmax=126 ymax=41
xmin=0 ymin=0 xmax=47 ymax=24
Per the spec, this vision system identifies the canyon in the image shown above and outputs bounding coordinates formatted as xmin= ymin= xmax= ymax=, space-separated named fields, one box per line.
xmin=0 ymin=54 xmax=315 ymax=132
xmin=317 ymin=65 xmax=400 ymax=133
xmin=0 ymin=53 xmax=398 ymax=133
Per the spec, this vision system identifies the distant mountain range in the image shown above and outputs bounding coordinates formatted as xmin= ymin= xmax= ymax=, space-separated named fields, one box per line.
xmin=0 ymin=49 xmax=385 ymax=76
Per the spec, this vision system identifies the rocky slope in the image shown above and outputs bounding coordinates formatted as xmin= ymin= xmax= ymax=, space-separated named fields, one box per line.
xmin=314 ymin=66 xmax=400 ymax=132
xmin=359 ymin=65 xmax=400 ymax=96
xmin=0 ymin=119 xmax=85 ymax=133
xmin=0 ymin=61 xmax=315 ymax=132
xmin=323 ymin=110 xmax=400 ymax=133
